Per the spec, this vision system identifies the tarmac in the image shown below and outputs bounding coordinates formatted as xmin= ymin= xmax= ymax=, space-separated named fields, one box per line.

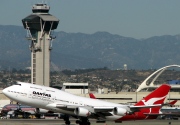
xmin=0 ymin=119 xmax=179 ymax=125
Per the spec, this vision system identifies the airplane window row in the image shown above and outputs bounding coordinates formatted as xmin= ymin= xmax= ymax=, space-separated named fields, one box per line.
xmin=55 ymin=98 xmax=79 ymax=105
xmin=84 ymin=104 xmax=91 ymax=107
xmin=46 ymin=89 xmax=55 ymax=92
xmin=55 ymin=98 xmax=68 ymax=103
xmin=7 ymin=90 xmax=27 ymax=96
xmin=30 ymin=95 xmax=56 ymax=103
xmin=30 ymin=86 xmax=42 ymax=90
xmin=31 ymin=95 xmax=51 ymax=100
xmin=70 ymin=102 xmax=78 ymax=105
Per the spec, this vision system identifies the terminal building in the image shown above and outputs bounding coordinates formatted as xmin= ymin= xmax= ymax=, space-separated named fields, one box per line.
xmin=51 ymin=83 xmax=89 ymax=94
xmin=63 ymin=83 xmax=88 ymax=94
xmin=167 ymin=80 xmax=180 ymax=85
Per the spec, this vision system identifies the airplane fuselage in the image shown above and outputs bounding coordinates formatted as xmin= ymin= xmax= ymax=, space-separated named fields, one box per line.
xmin=3 ymin=82 xmax=168 ymax=122
xmin=4 ymin=82 xmax=125 ymax=120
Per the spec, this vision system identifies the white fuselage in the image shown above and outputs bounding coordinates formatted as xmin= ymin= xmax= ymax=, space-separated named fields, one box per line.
xmin=3 ymin=82 xmax=125 ymax=120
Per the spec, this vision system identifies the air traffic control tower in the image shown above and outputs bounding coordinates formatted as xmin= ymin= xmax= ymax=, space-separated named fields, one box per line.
xmin=22 ymin=3 xmax=59 ymax=86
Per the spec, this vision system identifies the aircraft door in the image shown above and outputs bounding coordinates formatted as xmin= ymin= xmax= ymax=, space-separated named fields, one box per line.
xmin=15 ymin=91 xmax=18 ymax=98
xmin=79 ymin=101 xmax=84 ymax=106
xmin=41 ymin=88 xmax=47 ymax=104
xmin=44 ymin=90 xmax=55 ymax=104
xmin=27 ymin=89 xmax=33 ymax=99
xmin=48 ymin=94 xmax=55 ymax=104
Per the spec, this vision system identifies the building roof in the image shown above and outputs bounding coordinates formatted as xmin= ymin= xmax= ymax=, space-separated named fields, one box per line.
xmin=22 ymin=14 xmax=59 ymax=31
xmin=63 ymin=83 xmax=88 ymax=86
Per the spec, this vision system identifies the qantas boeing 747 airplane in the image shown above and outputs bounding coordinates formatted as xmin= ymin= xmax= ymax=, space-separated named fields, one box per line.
xmin=3 ymin=82 xmax=170 ymax=125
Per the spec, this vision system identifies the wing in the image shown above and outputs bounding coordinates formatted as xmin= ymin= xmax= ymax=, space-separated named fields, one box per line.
xmin=46 ymin=103 xmax=114 ymax=110
xmin=46 ymin=102 xmax=163 ymax=118
xmin=46 ymin=103 xmax=115 ymax=118
xmin=129 ymin=104 xmax=162 ymax=112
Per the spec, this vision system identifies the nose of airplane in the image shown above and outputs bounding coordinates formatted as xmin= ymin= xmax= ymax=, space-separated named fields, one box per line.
xmin=2 ymin=87 xmax=8 ymax=95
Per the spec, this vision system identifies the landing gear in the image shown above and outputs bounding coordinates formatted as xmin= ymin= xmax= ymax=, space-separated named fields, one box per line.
xmin=63 ymin=115 xmax=90 ymax=125
xmin=76 ymin=117 xmax=91 ymax=125
xmin=35 ymin=114 xmax=41 ymax=119
xmin=22 ymin=112 xmax=29 ymax=119
xmin=65 ymin=121 xmax=71 ymax=125
xmin=63 ymin=115 xmax=71 ymax=125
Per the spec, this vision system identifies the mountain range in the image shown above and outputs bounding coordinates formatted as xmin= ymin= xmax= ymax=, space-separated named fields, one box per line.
xmin=0 ymin=25 xmax=180 ymax=70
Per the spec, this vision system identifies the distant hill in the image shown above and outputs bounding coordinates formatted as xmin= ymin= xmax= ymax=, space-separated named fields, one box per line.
xmin=0 ymin=25 xmax=180 ymax=70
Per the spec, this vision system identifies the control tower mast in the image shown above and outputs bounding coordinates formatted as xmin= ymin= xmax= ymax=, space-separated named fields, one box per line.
xmin=22 ymin=3 xmax=59 ymax=86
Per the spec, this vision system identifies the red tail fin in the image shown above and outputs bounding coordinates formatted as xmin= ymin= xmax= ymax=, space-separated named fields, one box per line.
xmin=135 ymin=84 xmax=171 ymax=113
xmin=89 ymin=93 xmax=96 ymax=99
xmin=168 ymin=100 xmax=177 ymax=106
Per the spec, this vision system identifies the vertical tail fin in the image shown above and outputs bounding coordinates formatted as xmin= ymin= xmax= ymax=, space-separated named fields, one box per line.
xmin=89 ymin=93 xmax=96 ymax=99
xmin=135 ymin=84 xmax=171 ymax=113
xmin=168 ymin=100 xmax=177 ymax=106
xmin=169 ymin=100 xmax=177 ymax=105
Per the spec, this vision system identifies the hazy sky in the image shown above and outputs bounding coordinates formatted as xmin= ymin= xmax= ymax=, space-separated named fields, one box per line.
xmin=0 ymin=0 xmax=180 ymax=39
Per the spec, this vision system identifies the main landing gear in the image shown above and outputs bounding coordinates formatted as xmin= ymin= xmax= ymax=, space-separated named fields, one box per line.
xmin=76 ymin=117 xmax=91 ymax=125
xmin=63 ymin=115 xmax=91 ymax=125
xmin=63 ymin=115 xmax=71 ymax=125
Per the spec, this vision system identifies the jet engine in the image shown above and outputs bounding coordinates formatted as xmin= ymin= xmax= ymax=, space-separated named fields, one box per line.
xmin=35 ymin=108 xmax=49 ymax=118
xmin=113 ymin=107 xmax=127 ymax=116
xmin=35 ymin=108 xmax=49 ymax=114
xmin=74 ymin=107 xmax=91 ymax=117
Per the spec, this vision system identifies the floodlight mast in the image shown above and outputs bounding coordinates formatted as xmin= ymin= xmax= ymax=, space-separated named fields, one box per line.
xmin=22 ymin=3 xmax=59 ymax=86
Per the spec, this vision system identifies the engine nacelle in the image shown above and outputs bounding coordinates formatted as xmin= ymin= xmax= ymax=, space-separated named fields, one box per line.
xmin=74 ymin=107 xmax=91 ymax=117
xmin=113 ymin=107 xmax=127 ymax=116
xmin=35 ymin=108 xmax=49 ymax=114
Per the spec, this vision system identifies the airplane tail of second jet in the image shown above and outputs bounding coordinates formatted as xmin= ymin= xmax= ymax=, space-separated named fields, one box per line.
xmin=134 ymin=84 xmax=171 ymax=114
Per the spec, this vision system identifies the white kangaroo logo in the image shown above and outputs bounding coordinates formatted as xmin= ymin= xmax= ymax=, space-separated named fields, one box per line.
xmin=141 ymin=95 xmax=167 ymax=119
xmin=141 ymin=95 xmax=167 ymax=106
